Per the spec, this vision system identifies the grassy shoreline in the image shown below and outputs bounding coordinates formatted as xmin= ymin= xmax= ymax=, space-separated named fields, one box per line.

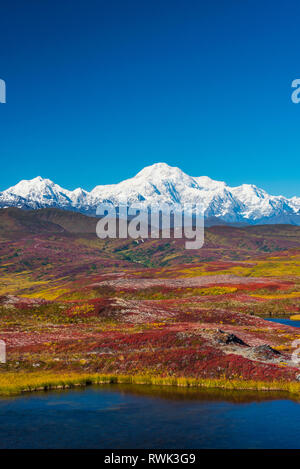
xmin=1 ymin=371 xmax=300 ymax=397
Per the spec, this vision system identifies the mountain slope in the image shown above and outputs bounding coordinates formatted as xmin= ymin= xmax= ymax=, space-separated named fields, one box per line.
xmin=0 ymin=163 xmax=299 ymax=225
xmin=1 ymin=208 xmax=299 ymax=271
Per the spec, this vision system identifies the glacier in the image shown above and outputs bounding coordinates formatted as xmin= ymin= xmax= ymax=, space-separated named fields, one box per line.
xmin=0 ymin=163 xmax=299 ymax=225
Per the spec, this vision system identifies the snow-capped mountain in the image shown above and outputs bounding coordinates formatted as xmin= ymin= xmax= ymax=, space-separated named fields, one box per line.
xmin=0 ymin=163 xmax=299 ymax=225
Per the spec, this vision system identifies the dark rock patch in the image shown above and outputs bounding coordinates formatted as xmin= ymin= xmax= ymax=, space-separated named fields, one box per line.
xmin=215 ymin=329 xmax=248 ymax=347
xmin=251 ymin=344 xmax=281 ymax=360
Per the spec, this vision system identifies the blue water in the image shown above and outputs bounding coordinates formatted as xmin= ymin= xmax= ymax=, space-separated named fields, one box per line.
xmin=0 ymin=385 xmax=300 ymax=449
xmin=265 ymin=317 xmax=300 ymax=328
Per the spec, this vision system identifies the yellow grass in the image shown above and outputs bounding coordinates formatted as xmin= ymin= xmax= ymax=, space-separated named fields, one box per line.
xmin=1 ymin=371 xmax=300 ymax=397
xmin=162 ymin=254 xmax=300 ymax=278
xmin=290 ymin=314 xmax=300 ymax=321
xmin=251 ymin=292 xmax=300 ymax=299
xmin=23 ymin=287 xmax=70 ymax=300
xmin=0 ymin=272 xmax=48 ymax=296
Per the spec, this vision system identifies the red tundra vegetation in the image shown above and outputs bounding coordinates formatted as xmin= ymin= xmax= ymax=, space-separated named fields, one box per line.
xmin=0 ymin=208 xmax=300 ymax=395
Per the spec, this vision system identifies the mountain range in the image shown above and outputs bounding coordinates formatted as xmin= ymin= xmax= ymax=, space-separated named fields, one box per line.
xmin=0 ymin=163 xmax=299 ymax=225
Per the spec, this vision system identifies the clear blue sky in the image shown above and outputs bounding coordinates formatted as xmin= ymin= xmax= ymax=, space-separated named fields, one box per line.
xmin=0 ymin=0 xmax=299 ymax=197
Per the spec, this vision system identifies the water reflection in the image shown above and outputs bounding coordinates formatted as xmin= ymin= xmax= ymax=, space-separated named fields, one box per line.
xmin=0 ymin=384 xmax=300 ymax=448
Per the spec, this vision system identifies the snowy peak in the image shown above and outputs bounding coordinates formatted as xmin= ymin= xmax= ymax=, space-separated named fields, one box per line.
xmin=135 ymin=162 xmax=191 ymax=183
xmin=193 ymin=176 xmax=226 ymax=191
xmin=0 ymin=164 xmax=299 ymax=225
xmin=135 ymin=162 xmax=177 ymax=178
xmin=5 ymin=176 xmax=54 ymax=195
xmin=1 ymin=177 xmax=77 ymax=209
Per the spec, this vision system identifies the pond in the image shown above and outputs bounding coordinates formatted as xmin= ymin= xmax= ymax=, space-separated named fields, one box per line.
xmin=265 ymin=317 xmax=300 ymax=328
xmin=0 ymin=384 xmax=300 ymax=448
